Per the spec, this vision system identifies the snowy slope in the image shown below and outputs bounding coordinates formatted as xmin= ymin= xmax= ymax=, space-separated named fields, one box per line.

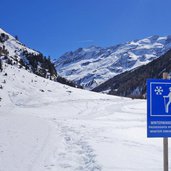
xmin=0 ymin=28 xmax=81 ymax=89
xmin=54 ymin=35 xmax=171 ymax=90
xmin=0 ymin=28 xmax=38 ymax=62
xmin=0 ymin=64 xmax=166 ymax=171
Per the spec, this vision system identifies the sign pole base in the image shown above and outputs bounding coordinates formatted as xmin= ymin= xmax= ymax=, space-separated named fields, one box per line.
xmin=163 ymin=137 xmax=168 ymax=171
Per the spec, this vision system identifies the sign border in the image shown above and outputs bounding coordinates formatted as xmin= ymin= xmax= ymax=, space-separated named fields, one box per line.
xmin=150 ymin=82 xmax=171 ymax=117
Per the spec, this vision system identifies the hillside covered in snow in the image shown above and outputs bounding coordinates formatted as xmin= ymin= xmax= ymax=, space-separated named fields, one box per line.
xmin=0 ymin=28 xmax=38 ymax=56
xmin=0 ymin=63 xmax=166 ymax=171
xmin=0 ymin=28 xmax=57 ymax=79
xmin=0 ymin=28 xmax=79 ymax=88
xmin=54 ymin=35 xmax=171 ymax=90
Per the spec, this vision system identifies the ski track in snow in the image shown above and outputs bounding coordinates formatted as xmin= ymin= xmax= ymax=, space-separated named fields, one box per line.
xmin=54 ymin=122 xmax=101 ymax=171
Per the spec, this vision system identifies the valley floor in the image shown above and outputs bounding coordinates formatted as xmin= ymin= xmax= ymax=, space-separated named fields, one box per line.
xmin=0 ymin=65 xmax=167 ymax=171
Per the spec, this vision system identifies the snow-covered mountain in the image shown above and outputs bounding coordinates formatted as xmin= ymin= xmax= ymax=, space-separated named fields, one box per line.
xmin=0 ymin=28 xmax=79 ymax=87
xmin=0 ymin=63 xmax=165 ymax=171
xmin=93 ymin=48 xmax=171 ymax=98
xmin=54 ymin=35 xmax=171 ymax=90
xmin=0 ymin=28 xmax=38 ymax=63
xmin=0 ymin=28 xmax=57 ymax=79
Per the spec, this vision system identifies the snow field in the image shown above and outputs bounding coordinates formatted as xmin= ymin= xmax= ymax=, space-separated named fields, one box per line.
xmin=0 ymin=64 xmax=168 ymax=171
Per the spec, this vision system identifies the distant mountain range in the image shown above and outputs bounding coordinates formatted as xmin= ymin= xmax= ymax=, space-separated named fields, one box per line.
xmin=93 ymin=49 xmax=171 ymax=98
xmin=54 ymin=35 xmax=171 ymax=90
xmin=2 ymin=27 xmax=171 ymax=98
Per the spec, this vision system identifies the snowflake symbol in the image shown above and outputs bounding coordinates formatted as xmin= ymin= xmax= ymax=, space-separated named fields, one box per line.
xmin=154 ymin=86 xmax=163 ymax=95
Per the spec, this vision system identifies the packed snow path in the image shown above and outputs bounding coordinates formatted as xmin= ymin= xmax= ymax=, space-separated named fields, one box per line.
xmin=0 ymin=65 xmax=168 ymax=171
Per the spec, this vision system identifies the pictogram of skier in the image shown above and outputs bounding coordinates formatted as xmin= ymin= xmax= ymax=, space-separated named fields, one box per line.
xmin=163 ymin=87 xmax=171 ymax=113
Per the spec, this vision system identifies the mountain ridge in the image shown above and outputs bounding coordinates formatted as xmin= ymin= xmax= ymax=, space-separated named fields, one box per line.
xmin=93 ymin=49 xmax=171 ymax=98
xmin=0 ymin=28 xmax=79 ymax=88
xmin=54 ymin=35 xmax=171 ymax=90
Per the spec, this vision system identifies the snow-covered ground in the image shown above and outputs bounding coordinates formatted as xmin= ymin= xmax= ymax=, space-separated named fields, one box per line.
xmin=0 ymin=64 xmax=167 ymax=171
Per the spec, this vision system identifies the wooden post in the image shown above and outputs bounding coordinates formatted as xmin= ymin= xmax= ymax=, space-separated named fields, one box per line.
xmin=163 ymin=72 xmax=169 ymax=171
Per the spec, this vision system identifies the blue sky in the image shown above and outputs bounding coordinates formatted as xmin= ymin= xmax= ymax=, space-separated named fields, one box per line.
xmin=1 ymin=0 xmax=171 ymax=58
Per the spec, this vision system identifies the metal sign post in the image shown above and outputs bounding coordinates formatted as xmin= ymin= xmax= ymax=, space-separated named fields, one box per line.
xmin=163 ymin=137 xmax=168 ymax=171
xmin=147 ymin=73 xmax=170 ymax=171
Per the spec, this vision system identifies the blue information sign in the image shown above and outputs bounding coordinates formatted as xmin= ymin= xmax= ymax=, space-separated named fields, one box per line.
xmin=147 ymin=79 xmax=171 ymax=137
